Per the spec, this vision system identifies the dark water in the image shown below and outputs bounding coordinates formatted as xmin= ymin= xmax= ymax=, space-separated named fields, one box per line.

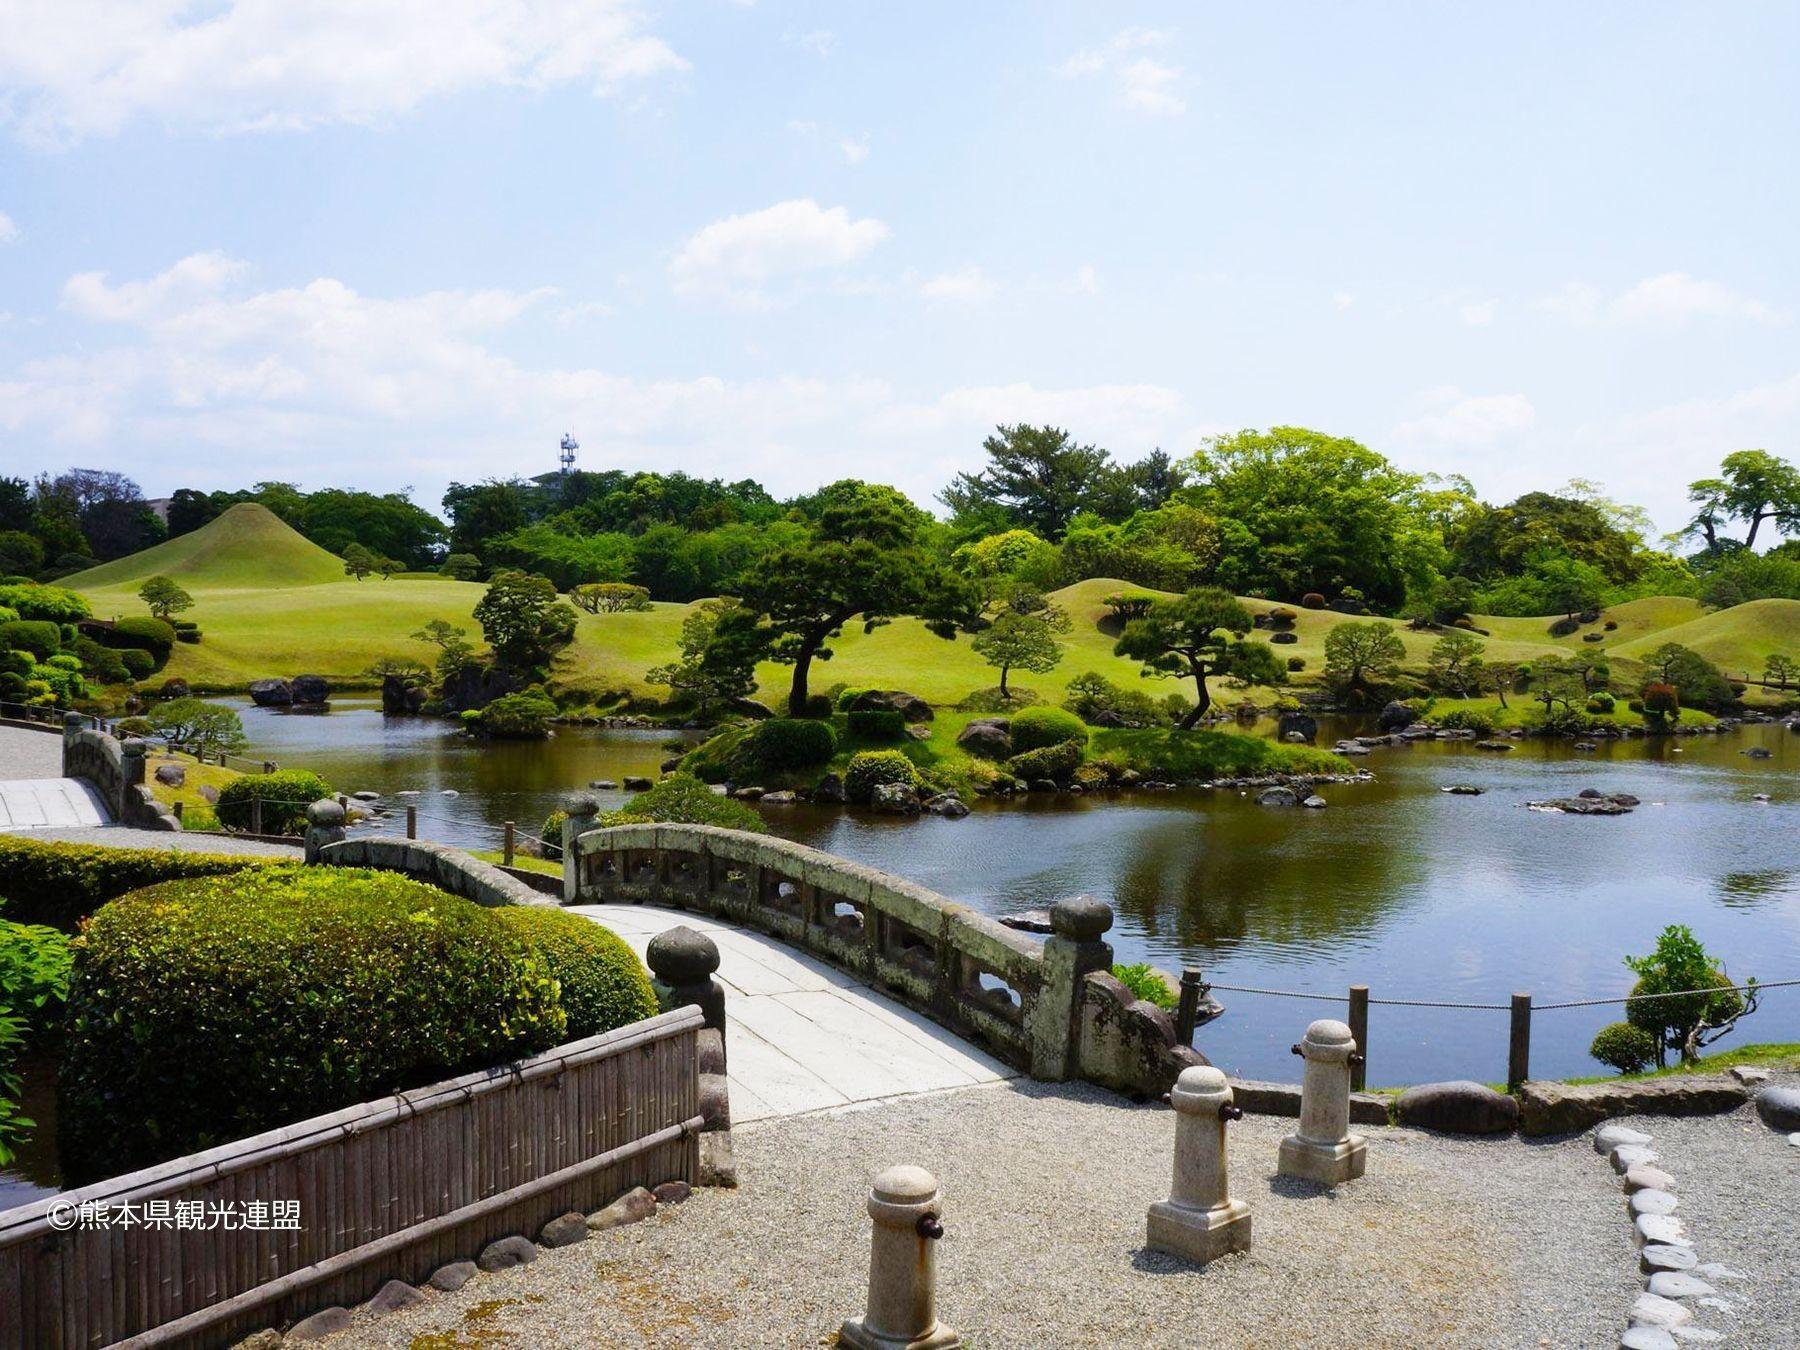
xmin=7 ymin=705 xmax=1794 ymax=1207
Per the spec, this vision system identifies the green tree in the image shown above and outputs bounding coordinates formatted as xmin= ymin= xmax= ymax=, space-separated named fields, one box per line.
xmin=341 ymin=543 xmax=377 ymax=580
xmin=570 ymin=582 xmax=651 ymax=614
xmin=647 ymin=598 xmax=758 ymax=716
xmin=1624 ymin=924 xmax=1757 ymax=1066
xmin=137 ymin=575 xmax=194 ymax=620
xmin=473 ymin=571 xmax=578 ymax=677
xmin=376 ymin=556 xmax=405 ymax=580
xmin=1644 ymin=642 xmax=1735 ymax=711
xmin=972 ymin=612 xmax=1063 ymax=697
xmin=940 ymin=424 xmax=1114 ymax=540
xmin=1450 ymin=490 xmax=1645 ymax=585
xmin=729 ymin=488 xmax=977 ymax=715
xmin=1684 ymin=449 xmax=1800 ymax=551
xmin=1762 ymin=653 xmax=1797 ymax=689
xmin=1425 ymin=630 xmax=1486 ymax=696
xmin=146 ymin=699 xmax=248 ymax=756
xmin=1320 ymin=621 xmax=1408 ymax=704
xmin=439 ymin=553 xmax=480 ymax=581
xmin=1527 ymin=656 xmax=1585 ymax=718
xmin=412 ymin=618 xmax=476 ymax=682
xmin=1112 ymin=587 xmax=1253 ymax=728
xmin=1527 ymin=552 xmax=1606 ymax=620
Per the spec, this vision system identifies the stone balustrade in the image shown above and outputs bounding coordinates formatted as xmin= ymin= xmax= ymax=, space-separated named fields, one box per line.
xmin=61 ymin=712 xmax=178 ymax=830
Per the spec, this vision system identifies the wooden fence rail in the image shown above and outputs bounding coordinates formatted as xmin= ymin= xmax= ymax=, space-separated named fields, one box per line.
xmin=0 ymin=1007 xmax=704 ymax=1349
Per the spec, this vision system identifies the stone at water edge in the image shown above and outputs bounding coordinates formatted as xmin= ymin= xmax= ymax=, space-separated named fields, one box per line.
xmin=1631 ymin=1188 xmax=1680 ymax=1217
xmin=1596 ymin=1124 xmax=1654 ymax=1155
xmin=1301 ymin=795 xmax=1327 ymax=808
xmin=1611 ymin=1143 xmax=1659 ymax=1173
xmin=1648 ymin=1272 xmax=1715 ymax=1299
xmin=1630 ymin=1292 xmax=1693 ymax=1329
xmin=1441 ymin=784 xmax=1485 ymax=795
xmin=1635 ymin=1214 xmax=1689 ymax=1246
xmin=1642 ymin=1244 xmax=1698 ymax=1274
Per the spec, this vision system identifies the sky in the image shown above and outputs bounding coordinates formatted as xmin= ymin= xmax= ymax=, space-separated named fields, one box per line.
xmin=0 ymin=1 xmax=1796 ymax=538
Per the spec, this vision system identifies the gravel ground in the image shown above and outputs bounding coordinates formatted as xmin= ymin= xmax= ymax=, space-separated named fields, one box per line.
xmin=3 ymin=825 xmax=300 ymax=854
xmin=333 ymin=1079 xmax=1638 ymax=1350
xmin=0 ymin=725 xmax=63 ymax=780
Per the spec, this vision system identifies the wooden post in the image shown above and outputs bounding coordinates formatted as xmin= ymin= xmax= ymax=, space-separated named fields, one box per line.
xmin=172 ymin=800 xmax=184 ymax=822
xmin=406 ymin=805 xmax=417 ymax=840
xmin=503 ymin=820 xmax=516 ymax=868
xmin=1347 ymin=985 xmax=1370 ymax=1092
xmin=1175 ymin=968 xmax=1203 ymax=1046
xmin=1508 ymin=993 xmax=1532 ymax=1091
xmin=250 ymin=794 xmax=263 ymax=836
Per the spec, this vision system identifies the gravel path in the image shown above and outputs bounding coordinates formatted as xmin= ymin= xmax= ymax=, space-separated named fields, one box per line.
xmin=0 ymin=725 xmax=63 ymax=780
xmin=6 ymin=825 xmax=299 ymax=855
xmin=333 ymin=1080 xmax=1638 ymax=1349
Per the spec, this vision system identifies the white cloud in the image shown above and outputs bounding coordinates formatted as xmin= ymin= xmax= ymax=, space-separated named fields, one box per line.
xmin=918 ymin=267 xmax=996 ymax=304
xmin=787 ymin=119 xmax=869 ymax=166
xmin=1393 ymin=386 xmax=1536 ymax=450
xmin=1538 ymin=272 xmax=1780 ymax=328
xmin=0 ymin=0 xmax=687 ymax=147
xmin=1058 ymin=29 xmax=1185 ymax=116
xmin=0 ymin=212 xmax=18 ymax=244
xmin=668 ymin=199 xmax=890 ymax=304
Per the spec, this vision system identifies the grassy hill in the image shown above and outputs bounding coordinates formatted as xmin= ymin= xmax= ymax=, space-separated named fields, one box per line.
xmin=1613 ymin=597 xmax=1800 ymax=679
xmin=67 ymin=503 xmax=346 ymax=591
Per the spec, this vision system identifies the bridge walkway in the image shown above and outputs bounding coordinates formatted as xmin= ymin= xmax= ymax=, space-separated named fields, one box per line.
xmin=566 ymin=902 xmax=1018 ymax=1123
xmin=0 ymin=723 xmax=111 ymax=830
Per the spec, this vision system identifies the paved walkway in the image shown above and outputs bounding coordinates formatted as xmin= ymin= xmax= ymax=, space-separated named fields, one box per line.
xmin=0 ymin=723 xmax=112 ymax=830
xmin=567 ymin=902 xmax=1017 ymax=1123
xmin=0 ymin=724 xmax=62 ymax=780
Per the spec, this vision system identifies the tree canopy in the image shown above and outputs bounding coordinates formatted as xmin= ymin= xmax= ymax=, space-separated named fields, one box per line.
xmin=1112 ymin=587 xmax=1254 ymax=727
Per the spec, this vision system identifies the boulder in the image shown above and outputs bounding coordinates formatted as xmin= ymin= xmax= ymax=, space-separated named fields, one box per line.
xmin=248 ymin=678 xmax=293 ymax=707
xmin=924 ymin=794 xmax=970 ymax=818
xmin=653 ymin=1180 xmax=693 ymax=1206
xmin=1377 ymin=701 xmax=1417 ymax=732
xmin=998 ymin=910 xmax=1054 ymax=933
xmin=539 ymin=1211 xmax=588 ymax=1248
xmin=1518 ymin=1076 xmax=1748 ymax=1136
xmin=1474 ymin=739 xmax=1515 ymax=751
xmin=428 ymin=1260 xmax=477 ymax=1292
xmin=588 ymin=1186 xmax=658 ymax=1231
xmin=761 ymin=790 xmax=797 ymax=805
xmin=443 ymin=662 xmax=519 ymax=713
xmin=475 ymin=1235 xmax=537 ymax=1271
xmin=851 ymin=689 xmax=934 ymax=722
xmin=158 ymin=679 xmax=192 ymax=700
xmin=1256 ymin=785 xmax=1299 ymax=807
xmin=589 ymin=779 xmax=618 ymax=790
xmin=381 ymin=673 xmax=426 ymax=715
xmin=813 ymin=773 xmax=846 ymax=804
xmin=289 ymin=674 xmax=330 ymax=705
xmin=726 ymin=697 xmax=773 ymax=720
xmin=1441 ymin=784 xmax=1485 ymax=795
xmin=871 ymin=782 xmax=920 ymax=815
xmin=366 ymin=1279 xmax=425 ymax=1314
xmin=1526 ymin=794 xmax=1636 ymax=815
xmin=1754 ymin=1084 xmax=1800 ymax=1131
xmin=1276 ymin=712 xmax=1318 ymax=743
xmin=1745 ymin=746 xmax=1773 ymax=759
xmin=1301 ymin=795 xmax=1327 ymax=809
xmin=153 ymin=763 xmax=186 ymax=787
xmin=1395 ymin=1080 xmax=1519 ymax=1135
xmin=286 ymin=1308 xmax=351 ymax=1341
xmin=622 ymin=776 xmax=653 ymax=791
xmin=957 ymin=720 xmax=1013 ymax=758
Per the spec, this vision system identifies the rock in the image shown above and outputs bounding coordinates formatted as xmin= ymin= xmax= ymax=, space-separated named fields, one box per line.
xmin=1753 ymin=792 xmax=1772 ymax=803
xmin=198 ymin=785 xmax=220 ymax=804
xmin=286 ymin=1308 xmax=351 ymax=1341
xmin=1626 ymin=1164 xmax=1679 ymax=1193
xmin=476 ymin=1235 xmax=537 ymax=1271
xmin=1301 ymin=794 xmax=1327 ymax=809
xmin=1727 ymin=1064 xmax=1769 ymax=1086
xmin=289 ymin=674 xmax=330 ymax=705
xmin=351 ymin=789 xmax=380 ymax=801
xmin=1441 ymin=784 xmax=1485 ymax=795
xmin=1631 ymin=1293 xmax=1693 ymax=1329
xmin=956 ymin=720 xmax=1013 ymax=758
xmin=1648 ymin=1272 xmax=1713 ymax=1299
xmin=1474 ymin=739 xmax=1515 ymax=751
xmin=234 ymin=1331 xmax=282 ymax=1350
xmin=1377 ymin=700 xmax=1417 ymax=732
xmin=653 ymin=1180 xmax=692 ymax=1206
xmin=1029 ymin=778 xmax=1059 ymax=793
xmin=813 ymin=773 xmax=846 ymax=804
xmin=660 ymin=756 xmax=684 ymax=773
xmin=1754 ymin=1084 xmax=1800 ymax=1130
xmin=1256 ymin=785 xmax=1299 ymax=807
xmin=1595 ymin=1124 xmax=1654 ymax=1154
xmin=1691 ymin=1264 xmax=1744 ymax=1281
xmin=1336 ymin=743 xmax=1371 ymax=756
xmin=1620 ymin=1329 xmax=1677 ymax=1350
xmin=1636 ymin=1214 xmax=1689 ymax=1246
xmin=1395 ymin=1080 xmax=1520 ymax=1135
xmin=1090 ymin=709 xmax=1127 ymax=727
xmin=622 ymin=776 xmax=653 ymax=791
xmin=366 ymin=1279 xmax=424 ymax=1314
xmin=1790 ymin=1131 xmax=1800 ymax=1148
xmin=428 ymin=1260 xmax=477 ymax=1292
xmin=731 ymin=786 xmax=764 ymax=800
xmin=1745 ymin=746 xmax=1773 ymax=758
xmin=871 ymin=782 xmax=920 ymax=815
xmin=999 ymin=909 xmax=1054 ymax=933
xmin=539 ymin=1211 xmax=588 ymax=1248
xmin=699 ymin=1129 xmax=738 ymax=1187
xmin=1631 ymin=1189 xmax=1680 ymax=1217
xmin=1574 ymin=740 xmax=1598 ymax=750
xmin=1276 ymin=712 xmax=1318 ymax=743
xmin=1642 ymin=1245 xmax=1698 ymax=1273
xmin=158 ymin=679 xmax=192 ymax=700
xmin=850 ymin=689 xmax=934 ymax=722
xmin=153 ymin=763 xmax=186 ymax=786
xmin=1612 ymin=1143 xmax=1658 ymax=1172
xmin=248 ymin=678 xmax=293 ymax=707
xmin=924 ymin=795 xmax=970 ymax=818
xmin=589 ymin=779 xmax=618 ymax=790
xmin=761 ymin=790 xmax=797 ymax=805
xmin=588 ymin=1186 xmax=657 ymax=1231
xmin=380 ymin=672 xmax=427 ymax=715
xmin=1527 ymin=794 xmax=1635 ymax=814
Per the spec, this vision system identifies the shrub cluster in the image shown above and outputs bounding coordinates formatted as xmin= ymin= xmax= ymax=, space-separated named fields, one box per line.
xmin=1008 ymin=705 xmax=1088 ymax=753
xmin=0 ymin=835 xmax=276 ymax=931
xmin=468 ymin=688 xmax=558 ymax=738
xmin=215 ymin=768 xmax=334 ymax=835
xmin=749 ymin=717 xmax=837 ymax=769
xmin=843 ymin=750 xmax=922 ymax=802
xmin=493 ymin=907 xmax=658 ymax=1039
xmin=606 ymin=773 xmax=765 ymax=832
xmin=845 ymin=709 xmax=906 ymax=741
xmin=103 ymin=617 xmax=176 ymax=665
xmin=1004 ymin=739 xmax=1083 ymax=782
xmin=1588 ymin=1021 xmax=1659 ymax=1074
xmin=1111 ymin=963 xmax=1177 ymax=1010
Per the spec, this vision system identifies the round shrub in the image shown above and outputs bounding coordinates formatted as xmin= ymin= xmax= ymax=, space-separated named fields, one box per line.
xmin=106 ymin=617 xmax=175 ymax=663
xmin=1547 ymin=616 xmax=1580 ymax=638
xmin=1287 ymin=656 xmax=1306 ymax=672
xmin=844 ymin=750 xmax=922 ymax=803
xmin=1300 ymin=592 xmax=1326 ymax=609
xmin=845 ymin=709 xmax=906 ymax=741
xmin=1270 ymin=631 xmax=1298 ymax=645
xmin=801 ymin=693 xmax=834 ymax=719
xmin=176 ymin=628 xmax=202 ymax=644
xmin=1003 ymin=739 xmax=1083 ymax=782
xmin=750 ymin=717 xmax=837 ymax=770
xmin=1627 ymin=697 xmax=1645 ymax=714
xmin=59 ymin=866 xmax=568 ymax=1181
xmin=835 ymin=687 xmax=868 ymax=712
xmin=116 ymin=648 xmax=156 ymax=680
xmin=608 ymin=773 xmax=764 ymax=832
xmin=1009 ymin=705 xmax=1088 ymax=754
xmin=0 ymin=619 xmax=60 ymax=660
xmin=0 ymin=649 xmax=32 ymax=676
xmin=1266 ymin=607 xmax=1298 ymax=628
xmin=1586 ymin=691 xmax=1616 ymax=714
xmin=0 ymin=672 xmax=27 ymax=701
xmin=1589 ymin=1021 xmax=1659 ymax=1075
xmin=1604 ymin=620 xmax=1619 ymax=631
xmin=215 ymin=768 xmax=334 ymax=835
xmin=494 ymin=907 xmax=657 ymax=1040
xmin=0 ymin=582 xmax=90 ymax=623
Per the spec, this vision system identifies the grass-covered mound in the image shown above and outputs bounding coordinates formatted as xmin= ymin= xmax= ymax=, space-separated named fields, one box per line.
xmin=0 ymin=834 xmax=278 ymax=931
xmin=59 ymin=866 xmax=653 ymax=1181
xmin=63 ymin=503 xmax=346 ymax=591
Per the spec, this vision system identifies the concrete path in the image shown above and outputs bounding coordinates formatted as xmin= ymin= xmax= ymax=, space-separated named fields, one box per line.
xmin=567 ymin=902 xmax=1017 ymax=1124
xmin=0 ymin=777 xmax=110 ymax=831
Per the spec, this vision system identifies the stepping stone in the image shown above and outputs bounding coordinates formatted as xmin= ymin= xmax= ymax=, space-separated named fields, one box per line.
xmin=1630 ymin=1292 xmax=1692 ymax=1329
xmin=1697 ymin=1298 xmax=1736 ymax=1313
xmin=1636 ymin=1214 xmax=1690 ymax=1247
xmin=1597 ymin=1124 xmax=1654 ymax=1155
xmin=1631 ymin=1189 xmax=1680 ymax=1217
xmin=1621 ymin=1328 xmax=1677 ymax=1350
xmin=1626 ymin=1164 xmax=1678 ymax=1192
xmin=1649 ymin=1272 xmax=1715 ymax=1299
xmin=1643 ymin=1245 xmax=1698 ymax=1274
xmin=1613 ymin=1143 xmax=1659 ymax=1173
xmin=1789 ymin=1132 xmax=1800 ymax=1148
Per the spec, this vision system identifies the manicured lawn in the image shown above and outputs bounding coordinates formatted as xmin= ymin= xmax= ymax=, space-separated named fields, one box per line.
xmin=141 ymin=750 xmax=243 ymax=814
xmin=1559 ymin=1041 xmax=1800 ymax=1087
xmin=1414 ymin=694 xmax=1715 ymax=731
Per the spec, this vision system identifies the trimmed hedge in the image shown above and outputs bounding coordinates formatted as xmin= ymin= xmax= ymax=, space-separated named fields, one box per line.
xmin=215 ymin=768 xmax=335 ymax=835
xmin=606 ymin=773 xmax=764 ymax=832
xmin=845 ymin=709 xmax=906 ymax=741
xmin=104 ymin=617 xmax=175 ymax=664
xmin=1004 ymin=740 xmax=1083 ymax=781
xmin=0 ymin=582 xmax=90 ymax=623
xmin=59 ymin=867 xmax=570 ymax=1181
xmin=0 ymin=620 xmax=60 ymax=660
xmin=117 ymin=648 xmax=156 ymax=680
xmin=843 ymin=750 xmax=921 ymax=802
xmin=1009 ymin=705 xmax=1088 ymax=754
xmin=494 ymin=907 xmax=658 ymax=1039
xmin=749 ymin=717 xmax=837 ymax=770
xmin=0 ymin=834 xmax=276 ymax=931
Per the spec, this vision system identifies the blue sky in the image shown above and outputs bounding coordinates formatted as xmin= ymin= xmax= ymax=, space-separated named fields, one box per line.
xmin=0 ymin=1 xmax=1795 ymax=536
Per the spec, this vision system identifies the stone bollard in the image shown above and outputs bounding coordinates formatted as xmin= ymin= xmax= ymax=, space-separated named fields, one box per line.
xmin=839 ymin=1165 xmax=960 ymax=1350
xmin=1277 ymin=1018 xmax=1367 ymax=1185
xmin=303 ymin=798 xmax=347 ymax=864
xmin=1146 ymin=1065 xmax=1252 ymax=1264
xmin=646 ymin=926 xmax=725 ymax=1056
xmin=560 ymin=792 xmax=601 ymax=902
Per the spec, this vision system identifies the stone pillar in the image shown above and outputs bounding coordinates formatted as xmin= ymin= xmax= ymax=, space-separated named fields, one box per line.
xmin=1028 ymin=895 xmax=1114 ymax=1081
xmin=1277 ymin=1018 xmax=1367 ymax=1185
xmin=303 ymin=798 xmax=347 ymax=864
xmin=1146 ymin=1065 xmax=1252 ymax=1264
xmin=561 ymin=793 xmax=600 ymax=903
xmin=839 ymin=1165 xmax=960 ymax=1350
xmin=646 ymin=925 xmax=725 ymax=1053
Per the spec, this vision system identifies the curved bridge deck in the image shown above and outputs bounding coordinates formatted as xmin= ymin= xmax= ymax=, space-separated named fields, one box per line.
xmin=568 ymin=902 xmax=1017 ymax=1122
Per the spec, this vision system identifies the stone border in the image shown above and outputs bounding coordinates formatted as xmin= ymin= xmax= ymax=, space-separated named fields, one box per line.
xmin=1519 ymin=1076 xmax=1749 ymax=1137
xmin=314 ymin=834 xmax=555 ymax=909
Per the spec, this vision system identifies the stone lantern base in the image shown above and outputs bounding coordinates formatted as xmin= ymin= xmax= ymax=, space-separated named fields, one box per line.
xmin=1145 ymin=1196 xmax=1253 ymax=1266
xmin=838 ymin=1318 xmax=963 ymax=1350
xmin=1277 ymin=1132 xmax=1367 ymax=1185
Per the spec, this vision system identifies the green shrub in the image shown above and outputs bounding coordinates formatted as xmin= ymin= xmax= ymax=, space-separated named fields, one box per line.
xmin=1003 ymin=740 xmax=1083 ymax=781
xmin=1009 ymin=705 xmax=1088 ymax=753
xmin=845 ymin=709 xmax=906 ymax=741
xmin=1589 ymin=1021 xmax=1659 ymax=1075
xmin=215 ymin=768 xmax=335 ymax=835
xmin=0 ymin=672 xmax=26 ymax=701
xmin=539 ymin=809 xmax=568 ymax=861
xmin=1266 ymin=607 xmax=1298 ymax=628
xmin=1436 ymin=707 xmax=1497 ymax=736
xmin=117 ymin=648 xmax=156 ymax=680
xmin=835 ymin=687 xmax=868 ymax=712
xmin=1112 ymin=963 xmax=1177 ymax=1011
xmin=0 ymin=583 xmax=90 ymax=623
xmin=1300 ymin=592 xmax=1326 ymax=609
xmin=59 ymin=867 xmax=569 ymax=1181
xmin=1585 ymin=691 xmax=1616 ymax=714
xmin=71 ymin=637 xmax=128 ymax=684
xmin=0 ymin=834 xmax=278 ymax=931
xmin=175 ymin=629 xmax=201 ymax=644
xmin=0 ymin=917 xmax=74 ymax=1045
xmin=0 ymin=620 xmax=60 ymax=660
xmin=106 ymin=617 xmax=175 ymax=663
xmin=1286 ymin=656 xmax=1306 ymax=672
xmin=494 ymin=907 xmax=658 ymax=1039
xmin=604 ymin=773 xmax=764 ymax=832
xmin=750 ymin=717 xmax=837 ymax=769
xmin=473 ymin=689 xmax=558 ymax=738
xmin=844 ymin=750 xmax=922 ymax=803
xmin=0 ymin=650 xmax=32 ymax=677
xmin=801 ymin=693 xmax=834 ymax=719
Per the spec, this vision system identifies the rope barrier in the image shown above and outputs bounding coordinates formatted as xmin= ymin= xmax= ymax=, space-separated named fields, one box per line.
xmin=1202 ymin=976 xmax=1798 ymax=1013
